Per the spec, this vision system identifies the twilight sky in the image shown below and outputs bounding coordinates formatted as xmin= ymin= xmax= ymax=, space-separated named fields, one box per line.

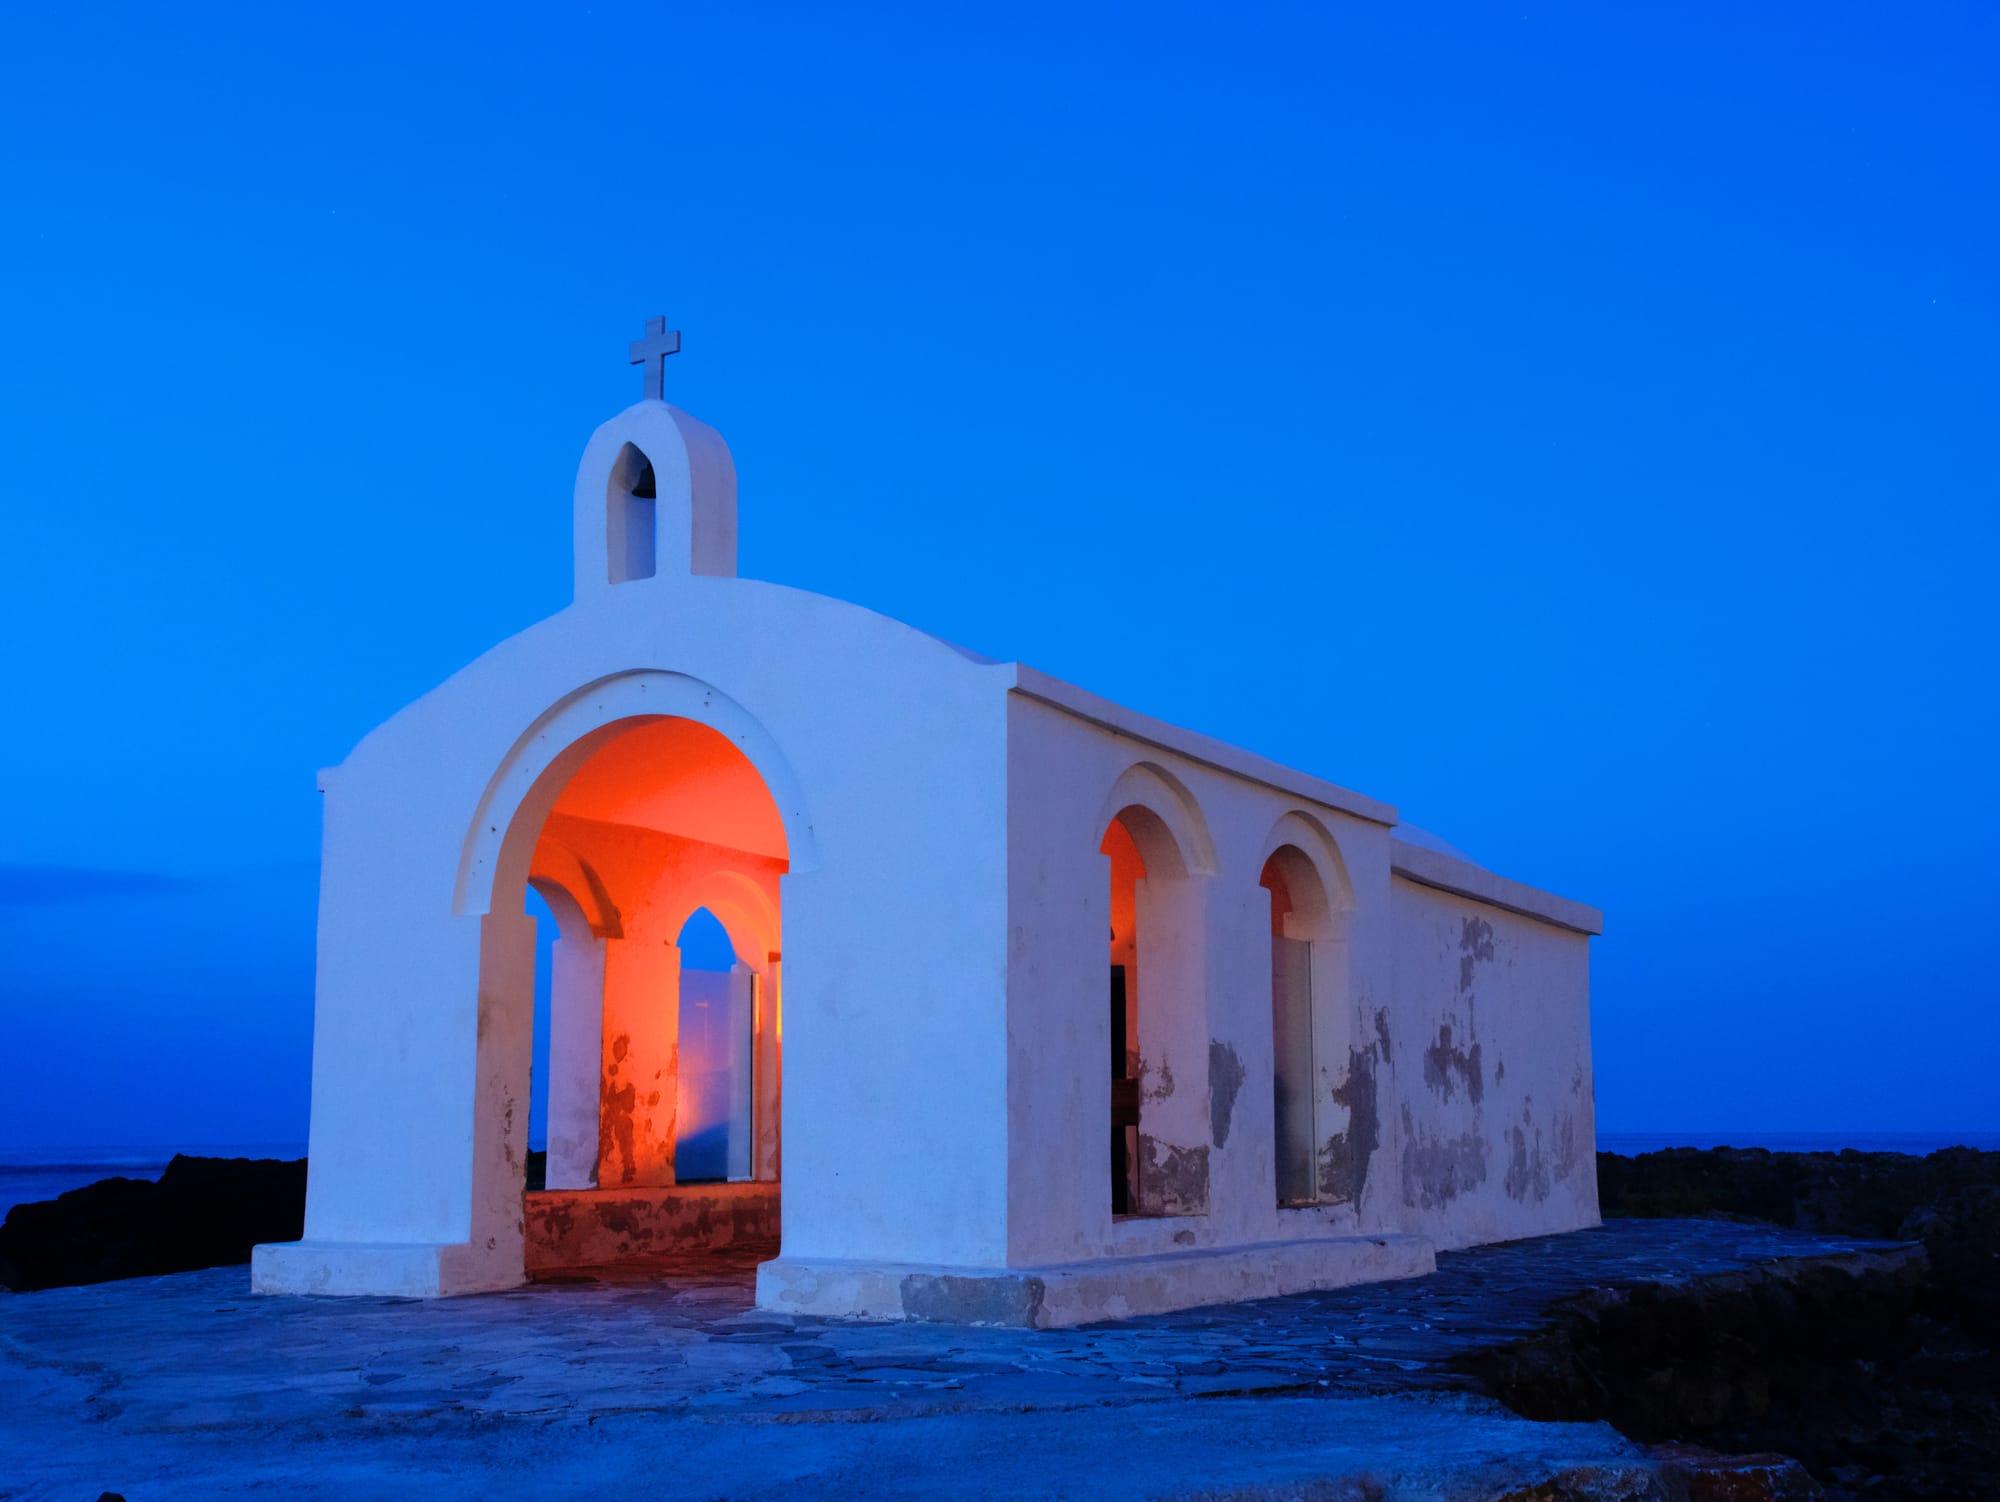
xmin=1 ymin=3 xmax=1995 ymax=1150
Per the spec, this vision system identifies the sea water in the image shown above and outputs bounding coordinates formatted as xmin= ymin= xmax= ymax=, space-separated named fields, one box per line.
xmin=1595 ymin=1131 xmax=2000 ymax=1157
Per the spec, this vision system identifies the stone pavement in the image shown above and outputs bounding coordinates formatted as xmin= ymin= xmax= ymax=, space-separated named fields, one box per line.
xmin=0 ymin=1219 xmax=1908 ymax=1500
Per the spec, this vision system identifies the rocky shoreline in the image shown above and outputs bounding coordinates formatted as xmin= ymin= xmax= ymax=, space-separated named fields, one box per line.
xmin=1528 ymin=1146 xmax=2000 ymax=1499
xmin=3 ymin=1146 xmax=1995 ymax=1497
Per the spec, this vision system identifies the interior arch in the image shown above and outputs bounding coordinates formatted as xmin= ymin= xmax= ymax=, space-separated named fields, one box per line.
xmin=455 ymin=668 xmax=819 ymax=921
xmin=1094 ymin=760 xmax=1218 ymax=879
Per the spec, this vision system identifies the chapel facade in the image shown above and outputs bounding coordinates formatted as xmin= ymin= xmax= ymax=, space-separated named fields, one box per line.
xmin=252 ymin=327 xmax=1602 ymax=1325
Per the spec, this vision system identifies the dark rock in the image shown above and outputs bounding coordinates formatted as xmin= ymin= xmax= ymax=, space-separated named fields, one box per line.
xmin=0 ymin=1155 xmax=306 ymax=1292
xmin=1495 ymin=1468 xmax=1665 ymax=1501
xmin=1597 ymin=1146 xmax=2000 ymax=1241
xmin=1459 ymin=1250 xmax=1930 ymax=1439
xmin=1899 ymin=1183 xmax=2000 ymax=1341
xmin=1470 ymin=1149 xmax=2000 ymax=1502
xmin=1499 ymin=1449 xmax=1825 ymax=1502
xmin=1649 ymin=1445 xmax=1824 ymax=1501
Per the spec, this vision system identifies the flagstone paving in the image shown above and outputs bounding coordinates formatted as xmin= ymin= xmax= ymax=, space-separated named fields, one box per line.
xmin=0 ymin=1218 xmax=1910 ymax=1500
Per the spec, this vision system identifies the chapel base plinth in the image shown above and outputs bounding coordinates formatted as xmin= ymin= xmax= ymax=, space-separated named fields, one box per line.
xmin=755 ymin=1231 xmax=1437 ymax=1329
xmin=250 ymin=1238 xmax=525 ymax=1298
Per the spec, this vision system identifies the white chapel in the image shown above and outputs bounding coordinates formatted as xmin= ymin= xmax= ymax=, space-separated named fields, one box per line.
xmin=253 ymin=323 xmax=1602 ymax=1326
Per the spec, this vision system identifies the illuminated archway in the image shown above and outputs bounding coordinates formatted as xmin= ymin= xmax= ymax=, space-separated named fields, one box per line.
xmin=455 ymin=668 xmax=818 ymax=922
xmin=482 ymin=697 xmax=794 ymax=1275
xmin=1099 ymin=763 xmax=1217 ymax=1220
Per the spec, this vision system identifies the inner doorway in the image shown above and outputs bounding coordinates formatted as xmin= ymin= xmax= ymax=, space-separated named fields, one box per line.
xmin=508 ymin=714 xmax=787 ymax=1281
xmin=673 ymin=906 xmax=752 ymax=1183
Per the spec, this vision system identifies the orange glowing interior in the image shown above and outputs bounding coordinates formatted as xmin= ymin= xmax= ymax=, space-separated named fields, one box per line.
xmin=529 ymin=715 xmax=785 ymax=1191
xmin=1102 ymin=814 xmax=1145 ymax=969
xmin=549 ymin=717 xmax=788 ymax=860
xmin=1104 ymin=812 xmax=1147 ymax=1215
xmin=1260 ymin=853 xmax=1295 ymax=938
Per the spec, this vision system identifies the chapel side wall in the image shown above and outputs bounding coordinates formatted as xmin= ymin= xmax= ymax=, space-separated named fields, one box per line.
xmin=1384 ymin=876 xmax=1599 ymax=1250
xmin=771 ymin=665 xmax=1014 ymax=1271
xmin=1003 ymin=694 xmax=1407 ymax=1270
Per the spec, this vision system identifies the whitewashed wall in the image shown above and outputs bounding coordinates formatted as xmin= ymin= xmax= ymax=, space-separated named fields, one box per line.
xmin=1001 ymin=685 xmax=1601 ymax=1272
xmin=1383 ymin=869 xmax=1600 ymax=1249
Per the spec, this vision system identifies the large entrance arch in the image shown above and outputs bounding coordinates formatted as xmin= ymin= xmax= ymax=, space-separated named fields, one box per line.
xmin=469 ymin=677 xmax=807 ymax=1280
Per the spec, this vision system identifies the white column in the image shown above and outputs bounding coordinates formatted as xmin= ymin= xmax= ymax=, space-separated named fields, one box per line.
xmin=599 ymin=932 xmax=680 ymax=1188
xmin=544 ymin=935 xmax=606 ymax=1190
xmin=465 ymin=911 xmax=536 ymax=1278
xmin=754 ymin=959 xmax=782 ymax=1182
xmin=727 ymin=962 xmax=756 ymax=1181
xmin=1133 ymin=873 xmax=1214 ymax=1217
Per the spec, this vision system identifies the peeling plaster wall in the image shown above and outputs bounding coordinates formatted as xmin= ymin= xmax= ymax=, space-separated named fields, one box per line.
xmin=1001 ymin=690 xmax=1598 ymax=1274
xmin=1003 ymin=693 xmax=1402 ymax=1268
xmin=1385 ymin=878 xmax=1599 ymax=1249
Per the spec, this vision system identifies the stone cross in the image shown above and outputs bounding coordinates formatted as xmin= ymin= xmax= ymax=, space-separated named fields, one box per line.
xmin=629 ymin=317 xmax=682 ymax=401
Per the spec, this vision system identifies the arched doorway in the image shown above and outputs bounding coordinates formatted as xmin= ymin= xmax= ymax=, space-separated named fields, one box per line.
xmin=1257 ymin=817 xmax=1354 ymax=1209
xmin=491 ymin=711 xmax=790 ymax=1278
xmin=672 ymin=906 xmax=749 ymax=1183
xmin=1100 ymin=788 xmax=1212 ymax=1220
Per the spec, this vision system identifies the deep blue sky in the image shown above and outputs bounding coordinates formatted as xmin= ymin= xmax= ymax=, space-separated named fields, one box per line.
xmin=2 ymin=3 xmax=1994 ymax=1150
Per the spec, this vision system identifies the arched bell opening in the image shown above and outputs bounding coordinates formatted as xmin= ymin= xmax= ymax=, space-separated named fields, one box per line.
xmin=606 ymin=442 xmax=659 ymax=583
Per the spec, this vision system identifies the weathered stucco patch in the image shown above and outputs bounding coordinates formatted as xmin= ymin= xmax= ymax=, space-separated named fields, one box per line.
xmin=1142 ymin=1058 xmax=1177 ymax=1104
xmin=1373 ymin=1007 xmax=1393 ymax=1063
xmin=1422 ymin=1023 xmax=1484 ymax=1105
xmin=1400 ymin=1103 xmax=1488 ymax=1210
xmin=1138 ymin=1138 xmax=1209 ymax=1217
xmin=1319 ymin=1043 xmax=1381 ymax=1205
xmin=601 ymin=1034 xmax=638 ymax=1187
xmin=1208 ymin=1041 xmax=1245 ymax=1149
xmin=900 ymin=1271 xmax=1048 ymax=1327
xmin=1504 ymin=1103 xmax=1552 ymax=1204
xmin=1458 ymin=916 xmax=1495 ymax=994
xmin=523 ymin=1184 xmax=781 ymax=1271
xmin=1552 ymin=1111 xmax=1579 ymax=1183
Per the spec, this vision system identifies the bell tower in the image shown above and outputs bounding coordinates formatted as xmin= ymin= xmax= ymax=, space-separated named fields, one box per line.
xmin=572 ymin=317 xmax=738 ymax=598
